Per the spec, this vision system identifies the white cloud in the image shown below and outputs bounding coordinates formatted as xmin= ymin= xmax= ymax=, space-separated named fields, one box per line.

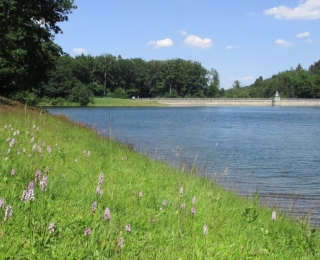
xmin=179 ymin=30 xmax=188 ymax=36
xmin=231 ymin=76 xmax=254 ymax=81
xmin=307 ymin=39 xmax=315 ymax=43
xmin=275 ymin=39 xmax=294 ymax=47
xmin=296 ymin=31 xmax=310 ymax=38
xmin=184 ymin=35 xmax=212 ymax=49
xmin=264 ymin=0 xmax=320 ymax=20
xmin=147 ymin=38 xmax=173 ymax=49
xmin=243 ymin=76 xmax=254 ymax=81
xmin=73 ymin=48 xmax=86 ymax=55
xmin=226 ymin=45 xmax=241 ymax=50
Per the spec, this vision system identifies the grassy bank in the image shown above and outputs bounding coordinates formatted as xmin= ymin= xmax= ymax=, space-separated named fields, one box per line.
xmin=0 ymin=102 xmax=319 ymax=259
xmin=38 ymin=97 xmax=164 ymax=107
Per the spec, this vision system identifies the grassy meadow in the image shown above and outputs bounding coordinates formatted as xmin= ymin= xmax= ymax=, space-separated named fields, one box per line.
xmin=0 ymin=99 xmax=319 ymax=259
xmin=38 ymin=97 xmax=164 ymax=107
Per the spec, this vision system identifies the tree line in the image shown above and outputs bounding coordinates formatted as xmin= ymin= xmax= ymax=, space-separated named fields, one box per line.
xmin=223 ymin=61 xmax=320 ymax=99
xmin=1 ymin=1 xmax=319 ymax=105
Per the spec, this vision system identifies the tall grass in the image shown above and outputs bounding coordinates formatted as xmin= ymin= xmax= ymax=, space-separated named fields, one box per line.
xmin=0 ymin=102 xmax=319 ymax=259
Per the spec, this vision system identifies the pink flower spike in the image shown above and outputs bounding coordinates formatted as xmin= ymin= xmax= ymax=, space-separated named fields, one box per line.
xmin=48 ymin=222 xmax=55 ymax=234
xmin=92 ymin=201 xmax=97 ymax=213
xmin=180 ymin=186 xmax=184 ymax=196
xmin=118 ymin=237 xmax=124 ymax=250
xmin=203 ymin=225 xmax=208 ymax=236
xmin=4 ymin=205 xmax=12 ymax=221
xmin=84 ymin=227 xmax=91 ymax=236
xmin=125 ymin=224 xmax=131 ymax=232
xmin=104 ymin=208 xmax=111 ymax=221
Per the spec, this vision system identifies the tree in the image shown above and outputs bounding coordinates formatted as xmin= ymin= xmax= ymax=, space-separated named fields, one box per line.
xmin=232 ymin=80 xmax=241 ymax=89
xmin=0 ymin=0 xmax=76 ymax=96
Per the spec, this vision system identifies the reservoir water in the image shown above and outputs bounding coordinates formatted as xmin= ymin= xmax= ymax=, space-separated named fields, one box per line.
xmin=46 ymin=106 xmax=320 ymax=225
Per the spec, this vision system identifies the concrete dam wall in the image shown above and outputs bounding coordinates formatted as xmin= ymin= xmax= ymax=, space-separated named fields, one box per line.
xmin=138 ymin=98 xmax=320 ymax=107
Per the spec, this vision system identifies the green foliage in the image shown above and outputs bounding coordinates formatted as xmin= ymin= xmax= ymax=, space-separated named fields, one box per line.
xmin=0 ymin=0 xmax=77 ymax=96
xmin=223 ymin=60 xmax=320 ymax=98
xmin=70 ymin=84 xmax=93 ymax=106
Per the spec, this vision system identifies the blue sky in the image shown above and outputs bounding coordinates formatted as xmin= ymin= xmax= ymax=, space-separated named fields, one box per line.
xmin=55 ymin=0 xmax=320 ymax=89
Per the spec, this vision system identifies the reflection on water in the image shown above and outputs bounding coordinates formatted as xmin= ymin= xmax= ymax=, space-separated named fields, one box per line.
xmin=46 ymin=106 xmax=320 ymax=226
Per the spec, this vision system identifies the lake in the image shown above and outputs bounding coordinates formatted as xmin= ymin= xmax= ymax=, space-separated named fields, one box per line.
xmin=46 ymin=106 xmax=320 ymax=225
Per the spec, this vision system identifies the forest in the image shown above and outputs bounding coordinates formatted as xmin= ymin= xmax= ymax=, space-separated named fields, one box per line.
xmin=5 ymin=53 xmax=320 ymax=106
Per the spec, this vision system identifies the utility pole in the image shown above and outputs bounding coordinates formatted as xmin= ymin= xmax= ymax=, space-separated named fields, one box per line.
xmin=104 ymin=71 xmax=106 ymax=96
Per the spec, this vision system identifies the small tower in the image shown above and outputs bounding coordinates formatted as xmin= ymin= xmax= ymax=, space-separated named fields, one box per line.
xmin=272 ymin=90 xmax=280 ymax=106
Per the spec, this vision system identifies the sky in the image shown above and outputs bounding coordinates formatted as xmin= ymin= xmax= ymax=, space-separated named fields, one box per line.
xmin=54 ymin=0 xmax=320 ymax=90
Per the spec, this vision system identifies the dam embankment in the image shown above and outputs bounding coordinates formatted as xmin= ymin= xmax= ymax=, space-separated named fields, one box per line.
xmin=137 ymin=98 xmax=320 ymax=107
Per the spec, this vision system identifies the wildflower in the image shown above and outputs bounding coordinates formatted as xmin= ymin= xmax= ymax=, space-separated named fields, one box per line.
xmin=48 ymin=222 xmax=55 ymax=234
xmin=4 ymin=205 xmax=12 ymax=221
xmin=7 ymin=149 xmax=10 ymax=154
xmin=36 ymin=127 xmax=39 ymax=132
xmin=180 ymin=203 xmax=186 ymax=209
xmin=191 ymin=207 xmax=196 ymax=216
xmin=42 ymin=142 xmax=45 ymax=147
xmin=96 ymin=185 xmax=102 ymax=195
xmin=32 ymin=143 xmax=37 ymax=152
xmin=118 ymin=237 xmax=124 ymax=250
xmin=84 ymin=227 xmax=91 ymax=236
xmin=21 ymin=190 xmax=28 ymax=203
xmin=203 ymin=225 xmax=208 ymax=236
xmin=6 ymin=137 xmax=11 ymax=142
xmin=192 ymin=196 xmax=196 ymax=205
xmin=23 ymin=181 xmax=35 ymax=201
xmin=31 ymin=137 xmax=34 ymax=143
xmin=40 ymin=174 xmax=48 ymax=191
xmin=35 ymin=170 xmax=41 ymax=182
xmin=180 ymin=186 xmax=184 ymax=196
xmin=47 ymin=146 xmax=51 ymax=153
xmin=13 ymin=131 xmax=17 ymax=136
xmin=28 ymin=180 xmax=34 ymax=190
xmin=9 ymin=138 xmax=15 ymax=147
xmin=37 ymin=145 xmax=42 ymax=153
xmin=75 ymin=158 xmax=78 ymax=163
xmin=27 ymin=188 xmax=35 ymax=201
xmin=23 ymin=148 xmax=26 ymax=153
xmin=92 ymin=201 xmax=97 ymax=213
xmin=139 ymin=191 xmax=143 ymax=197
xmin=98 ymin=173 xmax=104 ymax=185
xmin=16 ymin=130 xmax=20 ymax=135
xmin=162 ymin=200 xmax=167 ymax=206
xmin=87 ymin=151 xmax=91 ymax=156
xmin=4 ymin=125 xmax=7 ymax=130
xmin=45 ymin=166 xmax=50 ymax=173
xmin=272 ymin=211 xmax=276 ymax=221
xmin=104 ymin=208 xmax=111 ymax=221
xmin=125 ymin=224 xmax=131 ymax=232
xmin=0 ymin=198 xmax=4 ymax=208
xmin=11 ymin=169 xmax=15 ymax=176
xmin=160 ymin=207 xmax=163 ymax=211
